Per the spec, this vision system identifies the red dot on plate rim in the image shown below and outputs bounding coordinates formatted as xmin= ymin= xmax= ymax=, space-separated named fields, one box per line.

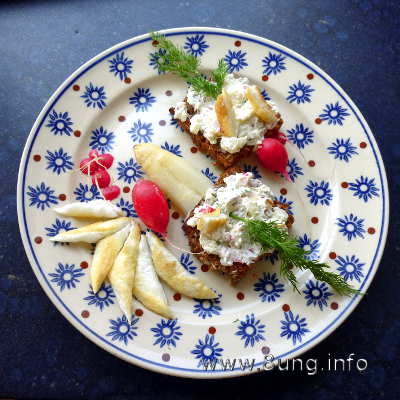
xmin=81 ymin=310 xmax=90 ymax=318
xmin=360 ymin=142 xmax=367 ymax=149
xmin=234 ymin=40 xmax=241 ymax=47
xmin=329 ymin=252 xmax=337 ymax=259
xmin=282 ymin=304 xmax=290 ymax=312
xmin=331 ymin=302 xmax=339 ymax=310
xmin=315 ymin=118 xmax=322 ymax=124
xmin=124 ymin=77 xmax=132 ymax=84
xmin=173 ymin=293 xmax=181 ymax=301
xmin=341 ymin=181 xmax=349 ymax=188
xmin=307 ymin=73 xmax=314 ymax=80
xmin=262 ymin=75 xmax=269 ymax=81
xmin=34 ymin=236 xmax=42 ymax=244
xmin=74 ymin=130 xmax=81 ymax=137
xmin=58 ymin=194 xmax=66 ymax=201
xmin=172 ymin=211 xmax=180 ymax=219
xmin=368 ymin=227 xmax=376 ymax=234
xmin=308 ymin=160 xmax=316 ymax=167
xmin=135 ymin=308 xmax=143 ymax=317
xmin=118 ymin=115 xmax=126 ymax=122
xmin=311 ymin=217 xmax=319 ymax=224
xmin=280 ymin=188 xmax=287 ymax=195
xmin=165 ymin=90 xmax=173 ymax=96
xmin=208 ymin=326 xmax=216 ymax=334
xmin=80 ymin=261 xmax=88 ymax=269
xmin=159 ymin=120 xmax=166 ymax=126
xmin=162 ymin=353 xmax=170 ymax=362
xmin=236 ymin=292 xmax=245 ymax=300
xmin=33 ymin=154 xmax=41 ymax=162
xmin=73 ymin=84 xmax=80 ymax=91
xmin=261 ymin=346 xmax=270 ymax=355
xmin=190 ymin=146 xmax=198 ymax=153
xmin=123 ymin=186 xmax=130 ymax=193
xmin=201 ymin=264 xmax=209 ymax=272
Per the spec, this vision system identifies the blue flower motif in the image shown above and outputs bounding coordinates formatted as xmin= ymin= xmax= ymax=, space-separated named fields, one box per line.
xmin=161 ymin=141 xmax=182 ymax=157
xmin=170 ymin=115 xmax=184 ymax=131
xmin=48 ymin=263 xmax=84 ymax=291
xmin=117 ymin=158 xmax=144 ymax=184
xmin=129 ymin=88 xmax=156 ymax=112
xmin=84 ymin=284 xmax=115 ymax=311
xmin=108 ymin=52 xmax=133 ymax=80
xmin=304 ymin=180 xmax=333 ymax=206
xmin=348 ymin=176 xmax=379 ymax=202
xmin=89 ymin=126 xmax=115 ymax=153
xmin=260 ymin=89 xmax=271 ymax=101
xmin=280 ymin=310 xmax=310 ymax=345
xmin=337 ymin=214 xmax=365 ymax=241
xmin=265 ymin=250 xmax=279 ymax=264
xmin=201 ymin=167 xmax=218 ymax=184
xmin=151 ymin=319 xmax=183 ymax=348
xmin=191 ymin=334 xmax=223 ymax=366
xmin=236 ymin=313 xmax=266 ymax=348
xmin=224 ymin=50 xmax=248 ymax=73
xmin=287 ymin=123 xmax=314 ymax=149
xmin=45 ymin=218 xmax=75 ymax=245
xmin=193 ymin=295 xmax=222 ymax=319
xmin=27 ymin=183 xmax=58 ymax=210
xmin=180 ymin=253 xmax=197 ymax=274
xmin=287 ymin=158 xmax=304 ymax=182
xmin=116 ymin=198 xmax=137 ymax=218
xmin=107 ymin=315 xmax=139 ymax=345
xmin=327 ymin=138 xmax=358 ymax=162
xmin=319 ymin=102 xmax=350 ymax=125
xmin=262 ymin=52 xmax=286 ymax=75
xmin=287 ymin=81 xmax=314 ymax=104
xmin=298 ymin=234 xmax=321 ymax=261
xmin=149 ymin=48 xmax=166 ymax=74
xmin=45 ymin=148 xmax=73 ymax=175
xmin=46 ymin=110 xmax=73 ymax=136
xmin=335 ymin=255 xmax=365 ymax=282
xmin=254 ymin=272 xmax=284 ymax=302
xmin=74 ymin=183 xmax=102 ymax=203
xmin=184 ymin=34 xmax=209 ymax=57
xmin=81 ymin=83 xmax=107 ymax=109
xmin=303 ymin=280 xmax=333 ymax=311
xmin=243 ymin=164 xmax=262 ymax=179
xmin=276 ymin=195 xmax=294 ymax=215
xmin=129 ymin=120 xmax=154 ymax=143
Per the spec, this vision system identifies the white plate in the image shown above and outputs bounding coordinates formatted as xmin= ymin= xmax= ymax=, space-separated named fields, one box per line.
xmin=17 ymin=27 xmax=389 ymax=378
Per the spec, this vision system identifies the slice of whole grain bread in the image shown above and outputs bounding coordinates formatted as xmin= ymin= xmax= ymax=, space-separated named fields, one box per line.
xmin=182 ymin=167 xmax=294 ymax=284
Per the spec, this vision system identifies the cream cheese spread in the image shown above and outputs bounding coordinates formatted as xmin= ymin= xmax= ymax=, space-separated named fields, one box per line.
xmin=187 ymin=172 xmax=289 ymax=266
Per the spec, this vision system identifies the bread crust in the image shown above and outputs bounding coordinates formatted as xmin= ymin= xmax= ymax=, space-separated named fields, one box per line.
xmin=170 ymin=101 xmax=283 ymax=169
xmin=182 ymin=167 xmax=294 ymax=284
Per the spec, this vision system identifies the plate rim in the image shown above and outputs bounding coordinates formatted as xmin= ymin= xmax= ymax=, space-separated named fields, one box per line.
xmin=17 ymin=26 xmax=390 ymax=379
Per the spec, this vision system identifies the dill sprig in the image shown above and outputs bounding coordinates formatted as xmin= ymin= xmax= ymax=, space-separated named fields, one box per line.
xmin=151 ymin=32 xmax=227 ymax=99
xmin=230 ymin=214 xmax=361 ymax=297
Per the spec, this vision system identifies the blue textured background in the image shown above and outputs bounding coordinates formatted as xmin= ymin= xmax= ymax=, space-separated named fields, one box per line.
xmin=1 ymin=0 xmax=399 ymax=398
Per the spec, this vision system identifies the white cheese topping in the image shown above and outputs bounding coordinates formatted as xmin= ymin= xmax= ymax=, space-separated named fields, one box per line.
xmin=187 ymin=173 xmax=289 ymax=266
xmin=174 ymin=74 xmax=279 ymax=153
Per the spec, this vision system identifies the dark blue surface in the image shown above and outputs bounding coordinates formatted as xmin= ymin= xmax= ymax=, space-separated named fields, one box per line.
xmin=1 ymin=0 xmax=399 ymax=398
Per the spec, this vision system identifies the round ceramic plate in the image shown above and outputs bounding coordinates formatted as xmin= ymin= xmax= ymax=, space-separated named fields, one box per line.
xmin=17 ymin=27 xmax=388 ymax=378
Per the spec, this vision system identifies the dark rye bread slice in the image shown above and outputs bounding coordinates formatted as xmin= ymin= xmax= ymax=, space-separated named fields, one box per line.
xmin=182 ymin=167 xmax=294 ymax=284
xmin=170 ymin=99 xmax=283 ymax=169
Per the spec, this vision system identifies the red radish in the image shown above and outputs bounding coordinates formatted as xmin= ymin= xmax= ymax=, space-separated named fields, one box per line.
xmin=89 ymin=149 xmax=100 ymax=159
xmin=257 ymin=138 xmax=291 ymax=181
xmin=92 ymin=169 xmax=111 ymax=188
xmin=271 ymin=131 xmax=287 ymax=145
xmin=80 ymin=157 xmax=98 ymax=175
xmin=97 ymin=153 xmax=114 ymax=169
xmin=102 ymin=185 xmax=120 ymax=201
xmin=132 ymin=180 xmax=169 ymax=235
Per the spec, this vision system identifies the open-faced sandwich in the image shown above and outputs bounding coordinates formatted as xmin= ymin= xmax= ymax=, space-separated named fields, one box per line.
xmin=183 ymin=167 xmax=293 ymax=284
xmin=171 ymin=74 xmax=283 ymax=168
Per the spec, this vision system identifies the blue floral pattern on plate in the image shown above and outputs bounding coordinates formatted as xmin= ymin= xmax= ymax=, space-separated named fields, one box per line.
xmin=27 ymin=183 xmax=58 ymax=210
xmin=46 ymin=110 xmax=73 ymax=136
xmin=191 ymin=334 xmax=223 ymax=366
xmin=81 ymin=83 xmax=107 ymax=109
xmin=287 ymin=123 xmax=314 ymax=149
xmin=262 ymin=52 xmax=286 ymax=75
xmin=348 ymin=176 xmax=379 ymax=202
xmin=335 ymin=255 xmax=365 ymax=282
xmin=180 ymin=253 xmax=197 ymax=274
xmin=319 ymin=102 xmax=350 ymax=125
xmin=117 ymin=158 xmax=143 ymax=184
xmin=129 ymin=120 xmax=154 ymax=143
xmin=151 ymin=319 xmax=183 ymax=348
xmin=48 ymin=263 xmax=84 ymax=291
xmin=337 ymin=214 xmax=365 ymax=240
xmin=193 ymin=295 xmax=222 ymax=319
xmin=45 ymin=148 xmax=73 ymax=174
xmin=45 ymin=218 xmax=75 ymax=245
xmin=280 ymin=310 xmax=310 ymax=345
xmin=84 ymin=284 xmax=115 ymax=311
xmin=74 ymin=183 xmax=102 ymax=203
xmin=129 ymin=88 xmax=156 ymax=112
xmin=236 ymin=313 xmax=266 ymax=347
xmin=108 ymin=52 xmax=133 ymax=80
xmin=107 ymin=316 xmax=139 ymax=345
xmin=161 ymin=141 xmax=182 ymax=157
xmin=327 ymin=138 xmax=358 ymax=162
xmin=184 ymin=34 xmax=209 ymax=57
xmin=224 ymin=50 xmax=248 ymax=73
xmin=303 ymin=280 xmax=333 ymax=311
xmin=304 ymin=180 xmax=333 ymax=206
xmin=287 ymin=81 xmax=314 ymax=104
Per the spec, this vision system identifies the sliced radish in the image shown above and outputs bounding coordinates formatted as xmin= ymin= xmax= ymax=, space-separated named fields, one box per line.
xmin=92 ymin=169 xmax=111 ymax=188
xmin=271 ymin=131 xmax=288 ymax=145
xmin=89 ymin=149 xmax=100 ymax=159
xmin=80 ymin=157 xmax=98 ymax=175
xmin=102 ymin=185 xmax=120 ymax=201
xmin=97 ymin=153 xmax=114 ymax=169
